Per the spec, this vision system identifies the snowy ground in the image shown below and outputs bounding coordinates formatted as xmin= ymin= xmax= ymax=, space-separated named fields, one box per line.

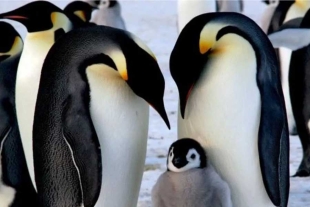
xmin=0 ymin=0 xmax=309 ymax=206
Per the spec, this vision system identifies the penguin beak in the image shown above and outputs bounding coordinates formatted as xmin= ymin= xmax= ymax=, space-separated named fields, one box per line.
xmin=0 ymin=15 xmax=28 ymax=20
xmin=179 ymin=84 xmax=194 ymax=119
xmin=0 ymin=6 xmax=29 ymax=22
xmin=126 ymin=69 xmax=171 ymax=129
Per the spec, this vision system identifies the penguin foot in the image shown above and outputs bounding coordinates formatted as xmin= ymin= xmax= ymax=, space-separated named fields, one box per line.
xmin=294 ymin=150 xmax=310 ymax=177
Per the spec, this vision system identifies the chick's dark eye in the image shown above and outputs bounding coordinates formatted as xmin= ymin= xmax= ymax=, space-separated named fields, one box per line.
xmin=169 ymin=152 xmax=172 ymax=157
xmin=190 ymin=154 xmax=196 ymax=159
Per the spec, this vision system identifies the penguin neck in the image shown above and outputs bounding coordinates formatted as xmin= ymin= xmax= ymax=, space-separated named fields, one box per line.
xmin=86 ymin=63 xmax=149 ymax=206
xmin=25 ymin=13 xmax=72 ymax=45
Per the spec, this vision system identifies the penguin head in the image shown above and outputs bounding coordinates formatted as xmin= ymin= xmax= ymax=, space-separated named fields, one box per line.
xmin=95 ymin=0 xmax=118 ymax=9
xmin=64 ymin=1 xmax=97 ymax=23
xmin=167 ymin=138 xmax=206 ymax=172
xmin=114 ymin=32 xmax=170 ymax=129
xmin=0 ymin=1 xmax=72 ymax=33
xmin=170 ymin=13 xmax=261 ymax=119
xmin=0 ymin=21 xmax=23 ymax=62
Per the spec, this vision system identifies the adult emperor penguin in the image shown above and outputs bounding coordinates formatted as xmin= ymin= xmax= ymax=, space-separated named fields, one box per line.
xmin=32 ymin=26 xmax=170 ymax=206
xmin=170 ymin=13 xmax=289 ymax=207
xmin=267 ymin=0 xmax=310 ymax=135
xmin=0 ymin=22 xmax=37 ymax=207
xmin=85 ymin=0 xmax=126 ymax=30
xmin=0 ymin=1 xmax=74 ymax=191
xmin=177 ymin=0 xmax=243 ymax=33
xmin=268 ymin=9 xmax=310 ymax=176
xmin=152 ymin=138 xmax=232 ymax=207
xmin=64 ymin=0 xmax=98 ymax=27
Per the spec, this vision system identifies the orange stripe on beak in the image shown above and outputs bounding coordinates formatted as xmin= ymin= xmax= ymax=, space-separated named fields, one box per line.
xmin=4 ymin=15 xmax=28 ymax=20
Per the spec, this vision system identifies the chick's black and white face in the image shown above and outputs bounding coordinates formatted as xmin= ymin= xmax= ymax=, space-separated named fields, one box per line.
xmin=96 ymin=0 xmax=117 ymax=9
xmin=167 ymin=138 xmax=207 ymax=172
xmin=168 ymin=147 xmax=201 ymax=172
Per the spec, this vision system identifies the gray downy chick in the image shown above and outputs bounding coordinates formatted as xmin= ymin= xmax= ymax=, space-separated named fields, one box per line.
xmin=152 ymin=138 xmax=232 ymax=207
xmin=85 ymin=0 xmax=126 ymax=30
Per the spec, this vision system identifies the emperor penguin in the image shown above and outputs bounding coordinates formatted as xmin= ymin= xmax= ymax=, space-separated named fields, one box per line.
xmin=177 ymin=0 xmax=243 ymax=33
xmin=85 ymin=0 xmax=126 ymax=30
xmin=0 ymin=22 xmax=37 ymax=207
xmin=152 ymin=138 xmax=232 ymax=207
xmin=64 ymin=0 xmax=98 ymax=27
xmin=32 ymin=26 xmax=170 ymax=206
xmin=0 ymin=1 xmax=74 ymax=191
xmin=268 ymin=9 xmax=310 ymax=177
xmin=267 ymin=0 xmax=310 ymax=135
xmin=170 ymin=12 xmax=289 ymax=207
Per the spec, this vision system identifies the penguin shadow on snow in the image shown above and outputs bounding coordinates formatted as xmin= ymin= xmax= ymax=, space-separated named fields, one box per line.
xmin=152 ymin=138 xmax=232 ymax=207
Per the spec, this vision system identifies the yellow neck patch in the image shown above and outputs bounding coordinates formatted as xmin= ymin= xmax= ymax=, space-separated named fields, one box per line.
xmin=106 ymin=49 xmax=128 ymax=81
xmin=74 ymin=10 xmax=87 ymax=22
xmin=199 ymin=23 xmax=226 ymax=54
xmin=51 ymin=12 xmax=72 ymax=32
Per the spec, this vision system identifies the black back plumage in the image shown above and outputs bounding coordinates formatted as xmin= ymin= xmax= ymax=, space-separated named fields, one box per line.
xmin=0 ymin=21 xmax=38 ymax=207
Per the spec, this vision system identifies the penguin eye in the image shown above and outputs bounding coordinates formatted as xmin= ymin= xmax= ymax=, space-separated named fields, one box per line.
xmin=190 ymin=154 xmax=196 ymax=159
xmin=169 ymin=152 xmax=173 ymax=157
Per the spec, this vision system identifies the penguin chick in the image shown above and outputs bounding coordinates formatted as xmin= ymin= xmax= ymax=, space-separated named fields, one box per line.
xmin=152 ymin=138 xmax=232 ymax=207
xmin=86 ymin=0 xmax=126 ymax=30
xmin=64 ymin=0 xmax=97 ymax=27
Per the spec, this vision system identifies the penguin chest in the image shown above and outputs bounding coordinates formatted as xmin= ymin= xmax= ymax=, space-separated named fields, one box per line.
xmin=86 ymin=64 xmax=149 ymax=207
xmin=15 ymin=33 xmax=55 ymax=189
xmin=178 ymin=36 xmax=274 ymax=206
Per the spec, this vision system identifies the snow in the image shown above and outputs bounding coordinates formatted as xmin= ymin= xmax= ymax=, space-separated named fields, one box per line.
xmin=0 ymin=0 xmax=309 ymax=206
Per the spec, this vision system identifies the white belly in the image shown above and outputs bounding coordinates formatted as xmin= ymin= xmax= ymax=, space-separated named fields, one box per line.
xmin=15 ymin=33 xmax=54 ymax=190
xmin=279 ymin=47 xmax=295 ymax=133
xmin=178 ymin=35 xmax=275 ymax=207
xmin=86 ymin=64 xmax=149 ymax=207
xmin=178 ymin=0 xmax=216 ymax=32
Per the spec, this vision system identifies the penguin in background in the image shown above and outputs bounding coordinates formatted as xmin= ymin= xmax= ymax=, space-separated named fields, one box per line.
xmin=32 ymin=26 xmax=170 ymax=206
xmin=0 ymin=22 xmax=37 ymax=207
xmin=84 ymin=0 xmax=126 ymax=30
xmin=260 ymin=0 xmax=280 ymax=33
xmin=177 ymin=0 xmax=243 ymax=33
xmin=268 ymin=9 xmax=310 ymax=177
xmin=170 ymin=12 xmax=289 ymax=207
xmin=0 ymin=1 xmax=74 ymax=192
xmin=266 ymin=0 xmax=310 ymax=136
xmin=152 ymin=138 xmax=232 ymax=207
xmin=64 ymin=0 xmax=98 ymax=27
